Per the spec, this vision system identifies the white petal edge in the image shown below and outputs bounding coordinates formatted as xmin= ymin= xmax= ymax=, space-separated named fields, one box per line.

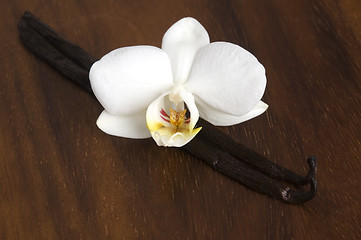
xmin=162 ymin=17 xmax=210 ymax=83
xmin=151 ymin=130 xmax=200 ymax=147
xmin=196 ymin=98 xmax=269 ymax=126
xmin=186 ymin=42 xmax=267 ymax=116
xmin=146 ymin=91 xmax=172 ymax=131
xmin=89 ymin=46 xmax=173 ymax=116
xmin=96 ymin=110 xmax=151 ymax=139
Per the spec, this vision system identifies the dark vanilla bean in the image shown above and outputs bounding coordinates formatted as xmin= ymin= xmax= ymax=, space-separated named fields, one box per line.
xmin=17 ymin=12 xmax=317 ymax=203
xmin=18 ymin=12 xmax=95 ymax=95
xmin=184 ymin=136 xmax=317 ymax=204
xmin=198 ymin=119 xmax=316 ymax=185
xmin=21 ymin=11 xmax=96 ymax=72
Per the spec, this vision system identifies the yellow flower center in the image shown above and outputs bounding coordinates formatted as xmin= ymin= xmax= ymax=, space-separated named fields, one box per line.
xmin=169 ymin=108 xmax=187 ymax=127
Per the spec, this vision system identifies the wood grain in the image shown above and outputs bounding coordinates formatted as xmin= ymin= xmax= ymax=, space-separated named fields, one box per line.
xmin=1 ymin=0 xmax=361 ymax=239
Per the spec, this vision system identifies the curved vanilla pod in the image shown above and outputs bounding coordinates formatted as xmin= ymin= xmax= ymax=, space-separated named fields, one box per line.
xmin=184 ymin=136 xmax=317 ymax=204
xmin=17 ymin=11 xmax=317 ymax=203
xmin=198 ymin=119 xmax=317 ymax=185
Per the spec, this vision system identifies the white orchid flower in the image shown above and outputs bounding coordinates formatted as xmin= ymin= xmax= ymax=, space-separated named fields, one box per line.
xmin=89 ymin=17 xmax=268 ymax=147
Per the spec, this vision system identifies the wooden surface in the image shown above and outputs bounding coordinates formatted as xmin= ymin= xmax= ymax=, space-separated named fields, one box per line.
xmin=1 ymin=0 xmax=361 ymax=239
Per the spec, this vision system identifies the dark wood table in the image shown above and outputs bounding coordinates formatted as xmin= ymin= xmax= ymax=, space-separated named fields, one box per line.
xmin=1 ymin=0 xmax=360 ymax=239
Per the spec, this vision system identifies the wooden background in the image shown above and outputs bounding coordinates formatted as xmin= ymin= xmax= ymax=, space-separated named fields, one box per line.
xmin=1 ymin=0 xmax=361 ymax=239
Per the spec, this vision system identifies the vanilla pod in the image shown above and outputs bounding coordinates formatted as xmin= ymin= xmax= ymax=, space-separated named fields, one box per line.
xmin=183 ymin=136 xmax=316 ymax=204
xmin=198 ymin=119 xmax=316 ymax=185
xmin=18 ymin=12 xmax=95 ymax=94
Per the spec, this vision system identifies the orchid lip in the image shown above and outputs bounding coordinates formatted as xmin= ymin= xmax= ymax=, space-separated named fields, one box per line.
xmin=146 ymin=90 xmax=201 ymax=147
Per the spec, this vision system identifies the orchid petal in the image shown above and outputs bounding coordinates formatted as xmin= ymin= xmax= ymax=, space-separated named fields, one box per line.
xmin=186 ymin=42 xmax=267 ymax=116
xmin=90 ymin=46 xmax=173 ymax=116
xmin=162 ymin=17 xmax=210 ymax=84
xmin=96 ymin=110 xmax=151 ymax=138
xmin=196 ymin=98 xmax=268 ymax=126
